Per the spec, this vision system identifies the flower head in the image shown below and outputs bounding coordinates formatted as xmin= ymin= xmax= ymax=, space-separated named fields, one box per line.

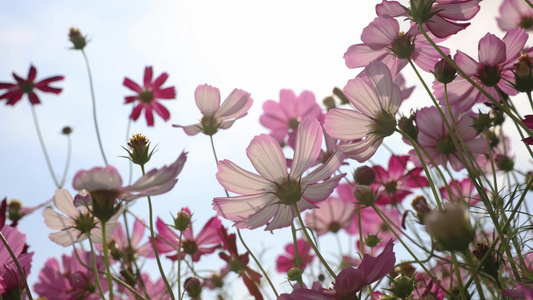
xmin=305 ymin=196 xmax=355 ymax=236
xmin=213 ymin=118 xmax=344 ymax=231
xmin=276 ymin=239 xmax=315 ymax=273
xmin=259 ymin=89 xmax=322 ymax=147
xmin=123 ymin=66 xmax=176 ymax=126
xmin=0 ymin=226 xmax=33 ymax=298
xmin=0 ymin=65 xmax=64 ymax=106
xmin=173 ymin=84 xmax=253 ymax=136
xmin=325 ymin=61 xmax=403 ymax=162
xmin=498 ymin=0 xmax=533 ymax=32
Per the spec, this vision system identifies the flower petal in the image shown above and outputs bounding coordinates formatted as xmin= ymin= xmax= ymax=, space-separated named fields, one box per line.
xmin=246 ymin=134 xmax=287 ymax=183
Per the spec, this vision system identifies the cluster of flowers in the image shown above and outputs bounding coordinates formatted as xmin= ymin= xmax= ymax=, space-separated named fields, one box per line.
xmin=2 ymin=0 xmax=533 ymax=299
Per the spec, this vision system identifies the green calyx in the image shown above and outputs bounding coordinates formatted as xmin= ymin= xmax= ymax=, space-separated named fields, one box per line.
xmin=273 ymin=176 xmax=304 ymax=206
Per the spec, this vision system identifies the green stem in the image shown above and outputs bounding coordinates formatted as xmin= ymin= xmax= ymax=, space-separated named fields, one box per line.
xmin=81 ymin=49 xmax=108 ymax=166
xmin=59 ymin=132 xmax=72 ymax=188
xmin=87 ymin=234 xmax=106 ymax=300
xmin=178 ymin=231 xmax=183 ymax=300
xmin=30 ymin=105 xmax=60 ymax=188
xmin=293 ymin=204 xmax=336 ymax=279
xmin=290 ymin=223 xmax=304 ymax=286
xmin=101 ymin=221 xmax=115 ymax=300
xmin=464 ymin=251 xmax=485 ymax=299
xmin=451 ymin=252 xmax=467 ymax=300
xmin=0 ymin=232 xmax=33 ymax=300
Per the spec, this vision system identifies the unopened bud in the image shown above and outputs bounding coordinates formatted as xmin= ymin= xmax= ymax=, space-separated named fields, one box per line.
xmin=353 ymin=166 xmax=376 ymax=185
xmin=353 ymin=185 xmax=377 ymax=206
xmin=68 ymin=27 xmax=88 ymax=50
xmin=495 ymin=154 xmax=514 ymax=172
xmin=433 ymin=56 xmax=457 ymax=84
xmin=173 ymin=210 xmax=192 ymax=231
xmin=124 ymin=133 xmax=154 ymax=166
xmin=514 ymin=53 xmax=533 ymax=93
xmin=62 ymin=126 xmax=73 ymax=135
xmin=411 ymin=195 xmax=431 ymax=223
xmin=398 ymin=112 xmax=418 ymax=142
xmin=287 ymin=267 xmax=302 ymax=281
xmin=364 ymin=233 xmax=382 ymax=248
xmin=184 ymin=277 xmax=202 ymax=298
xmin=323 ymin=96 xmax=336 ymax=111
xmin=471 ymin=111 xmax=493 ymax=134
xmin=333 ymin=87 xmax=349 ymax=105
xmin=389 ymin=273 xmax=416 ymax=299
xmin=424 ymin=203 xmax=475 ymax=252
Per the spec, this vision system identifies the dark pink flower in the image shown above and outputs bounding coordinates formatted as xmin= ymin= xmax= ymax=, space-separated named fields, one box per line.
xmin=498 ymin=0 xmax=533 ymax=32
xmin=433 ymin=28 xmax=528 ymax=112
xmin=213 ymin=119 xmax=344 ymax=231
xmin=123 ymin=66 xmax=176 ymax=126
xmin=522 ymin=115 xmax=533 ymax=144
xmin=412 ymin=106 xmax=488 ymax=171
xmin=279 ymin=239 xmax=395 ymax=299
xmin=0 ymin=226 xmax=33 ymax=297
xmin=34 ymin=250 xmax=107 ymax=300
xmin=276 ymin=239 xmax=315 ymax=273
xmin=153 ymin=208 xmax=222 ymax=262
xmin=0 ymin=65 xmax=63 ymax=106
xmin=344 ymin=17 xmax=447 ymax=74
xmin=173 ymin=84 xmax=252 ymax=136
xmin=305 ymin=196 xmax=355 ymax=236
xmin=259 ymin=89 xmax=322 ymax=146
xmin=218 ymin=227 xmax=263 ymax=300
xmin=371 ymin=155 xmax=428 ymax=205
xmin=376 ymin=0 xmax=481 ymax=39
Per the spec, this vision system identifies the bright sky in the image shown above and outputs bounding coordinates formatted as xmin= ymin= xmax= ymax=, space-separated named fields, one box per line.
xmin=0 ymin=0 xmax=520 ymax=298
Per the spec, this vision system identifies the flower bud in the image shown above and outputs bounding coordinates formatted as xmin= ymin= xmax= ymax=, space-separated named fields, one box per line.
xmin=398 ymin=112 xmax=418 ymax=142
xmin=364 ymin=233 xmax=382 ymax=248
xmin=353 ymin=166 xmax=376 ymax=186
xmin=388 ymin=273 xmax=416 ymax=299
xmin=184 ymin=277 xmax=202 ymax=298
xmin=68 ymin=27 xmax=88 ymax=50
xmin=62 ymin=126 xmax=73 ymax=135
xmin=495 ymin=154 xmax=514 ymax=172
xmin=491 ymin=108 xmax=505 ymax=126
xmin=124 ymin=133 xmax=154 ymax=166
xmin=424 ymin=203 xmax=475 ymax=252
xmin=433 ymin=56 xmax=457 ymax=84
xmin=411 ymin=195 xmax=431 ymax=224
xmin=173 ymin=210 xmax=192 ymax=231
xmin=514 ymin=53 xmax=533 ymax=93
xmin=287 ymin=267 xmax=302 ymax=281
xmin=353 ymin=185 xmax=377 ymax=206
xmin=471 ymin=111 xmax=493 ymax=134
xmin=7 ymin=199 xmax=23 ymax=222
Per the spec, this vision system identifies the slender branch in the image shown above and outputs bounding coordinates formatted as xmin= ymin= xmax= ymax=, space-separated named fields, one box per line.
xmin=31 ymin=105 xmax=60 ymax=188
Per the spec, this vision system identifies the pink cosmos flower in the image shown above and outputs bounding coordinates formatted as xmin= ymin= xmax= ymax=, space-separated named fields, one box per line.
xmin=119 ymin=273 xmax=170 ymax=300
xmin=0 ymin=226 xmax=33 ymax=297
xmin=440 ymin=178 xmax=480 ymax=206
xmin=98 ymin=218 xmax=154 ymax=260
xmin=123 ymin=66 xmax=176 ymax=126
xmin=279 ymin=239 xmax=395 ymax=299
xmin=344 ymin=17 xmax=447 ymax=74
xmin=370 ymin=155 xmax=428 ymax=205
xmin=73 ymin=151 xmax=187 ymax=202
xmin=412 ymin=106 xmax=488 ymax=171
xmin=43 ymin=189 xmax=121 ymax=246
xmin=259 ymin=89 xmax=322 ymax=146
xmin=34 ymin=250 xmax=108 ymax=300
xmin=498 ymin=0 xmax=533 ymax=32
xmin=325 ymin=61 xmax=403 ymax=162
xmin=376 ymin=0 xmax=481 ymax=39
xmin=304 ymin=196 xmax=355 ymax=236
xmin=153 ymin=208 xmax=222 ymax=262
xmin=173 ymin=84 xmax=252 ymax=136
xmin=218 ymin=226 xmax=263 ymax=300
xmin=433 ymin=28 xmax=528 ymax=112
xmin=0 ymin=65 xmax=63 ymax=106
xmin=276 ymin=239 xmax=315 ymax=273
xmin=213 ymin=118 xmax=344 ymax=231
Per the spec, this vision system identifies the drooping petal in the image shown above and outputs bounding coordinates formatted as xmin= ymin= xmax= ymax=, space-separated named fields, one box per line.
xmin=172 ymin=123 xmax=203 ymax=136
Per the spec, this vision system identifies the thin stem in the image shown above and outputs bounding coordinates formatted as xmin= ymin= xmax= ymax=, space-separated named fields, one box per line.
xmin=59 ymin=132 xmax=72 ymax=188
xmin=293 ymin=204 xmax=337 ymax=279
xmin=178 ymin=231 xmax=183 ymax=300
xmin=81 ymin=49 xmax=108 ymax=165
xmin=87 ymin=234 xmax=107 ymax=300
xmin=450 ymin=252 xmax=467 ymax=300
xmin=0 ymin=232 xmax=33 ymax=300
xmin=101 ymin=221 xmax=115 ymax=300
xmin=464 ymin=251 xmax=485 ymax=299
xmin=290 ymin=222 xmax=304 ymax=287
xmin=30 ymin=105 xmax=60 ymax=188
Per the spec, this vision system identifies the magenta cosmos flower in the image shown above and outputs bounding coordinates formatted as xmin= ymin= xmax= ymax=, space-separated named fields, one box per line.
xmin=440 ymin=178 xmax=480 ymax=206
xmin=259 ymin=89 xmax=322 ymax=146
xmin=0 ymin=65 xmax=63 ymax=106
xmin=376 ymin=0 xmax=481 ymax=39
xmin=344 ymin=17 xmax=447 ymax=74
xmin=412 ymin=106 xmax=488 ymax=171
xmin=325 ymin=61 xmax=403 ymax=162
xmin=434 ymin=28 xmax=528 ymax=112
xmin=278 ymin=239 xmax=395 ymax=299
xmin=173 ymin=84 xmax=253 ymax=136
xmin=123 ymin=66 xmax=176 ymax=126
xmin=43 ymin=189 xmax=121 ymax=246
xmin=370 ymin=155 xmax=428 ymax=205
xmin=304 ymin=195 xmax=355 ymax=236
xmin=276 ymin=238 xmax=315 ymax=273
xmin=498 ymin=0 xmax=533 ymax=32
xmin=34 ymin=249 xmax=107 ymax=300
xmin=153 ymin=208 xmax=222 ymax=262
xmin=0 ymin=226 xmax=33 ymax=297
xmin=213 ymin=118 xmax=344 ymax=230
